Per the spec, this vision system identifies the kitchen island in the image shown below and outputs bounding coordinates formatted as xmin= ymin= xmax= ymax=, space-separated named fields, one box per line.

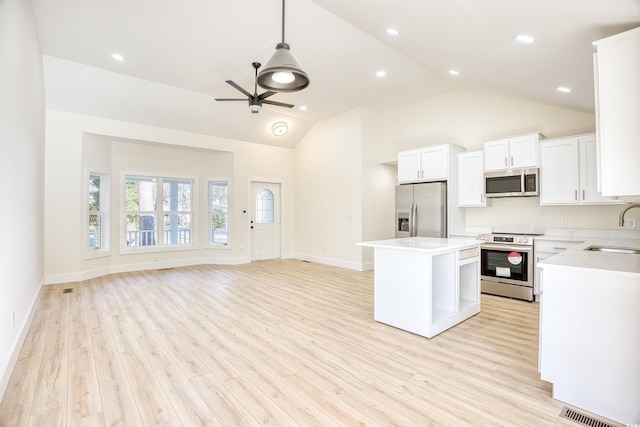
xmin=538 ymin=237 xmax=640 ymax=425
xmin=358 ymin=237 xmax=481 ymax=338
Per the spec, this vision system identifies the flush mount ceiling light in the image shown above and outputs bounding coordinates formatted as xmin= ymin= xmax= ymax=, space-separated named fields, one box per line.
xmin=515 ymin=34 xmax=535 ymax=44
xmin=111 ymin=53 xmax=124 ymax=61
xmin=386 ymin=28 xmax=399 ymax=36
xmin=376 ymin=70 xmax=386 ymax=78
xmin=257 ymin=0 xmax=310 ymax=93
xmin=448 ymin=69 xmax=460 ymax=76
xmin=272 ymin=121 xmax=288 ymax=136
xmin=557 ymin=86 xmax=572 ymax=93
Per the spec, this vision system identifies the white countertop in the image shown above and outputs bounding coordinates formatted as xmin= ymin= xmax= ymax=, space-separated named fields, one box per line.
xmin=358 ymin=237 xmax=481 ymax=253
xmin=536 ymin=228 xmax=640 ymax=242
xmin=538 ymin=237 xmax=640 ymax=278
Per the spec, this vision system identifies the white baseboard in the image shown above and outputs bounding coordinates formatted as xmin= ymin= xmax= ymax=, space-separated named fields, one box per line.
xmin=294 ymin=252 xmax=367 ymax=271
xmin=44 ymin=256 xmax=251 ymax=285
xmin=0 ymin=281 xmax=43 ymax=401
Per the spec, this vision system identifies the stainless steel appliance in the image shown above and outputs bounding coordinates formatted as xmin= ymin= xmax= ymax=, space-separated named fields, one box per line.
xmin=485 ymin=168 xmax=539 ymax=198
xmin=478 ymin=232 xmax=540 ymax=301
xmin=395 ymin=182 xmax=447 ymax=238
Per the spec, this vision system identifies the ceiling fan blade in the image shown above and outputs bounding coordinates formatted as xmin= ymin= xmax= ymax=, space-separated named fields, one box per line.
xmin=262 ymin=100 xmax=295 ymax=108
xmin=214 ymin=98 xmax=247 ymax=102
xmin=225 ymin=80 xmax=252 ymax=98
xmin=258 ymin=91 xmax=277 ymax=100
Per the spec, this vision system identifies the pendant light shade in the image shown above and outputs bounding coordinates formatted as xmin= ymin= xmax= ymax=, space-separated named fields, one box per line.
xmin=257 ymin=0 xmax=310 ymax=92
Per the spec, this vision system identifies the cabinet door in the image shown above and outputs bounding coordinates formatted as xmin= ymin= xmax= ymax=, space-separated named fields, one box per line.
xmin=510 ymin=134 xmax=538 ymax=169
xmin=539 ymin=138 xmax=579 ymax=205
xmin=457 ymin=151 xmax=486 ymax=207
xmin=421 ymin=146 xmax=448 ymax=181
xmin=579 ymin=135 xmax=621 ymax=204
xmin=397 ymin=150 xmax=421 ymax=183
xmin=595 ymin=28 xmax=640 ymax=199
xmin=483 ymin=139 xmax=509 ymax=171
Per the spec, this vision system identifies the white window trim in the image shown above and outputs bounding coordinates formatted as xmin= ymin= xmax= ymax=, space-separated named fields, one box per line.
xmin=84 ymin=167 xmax=111 ymax=260
xmin=120 ymin=171 xmax=197 ymax=255
xmin=206 ymin=177 xmax=232 ymax=249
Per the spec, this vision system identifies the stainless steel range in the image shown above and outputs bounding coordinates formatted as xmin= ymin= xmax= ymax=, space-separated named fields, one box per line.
xmin=477 ymin=232 xmax=540 ymax=302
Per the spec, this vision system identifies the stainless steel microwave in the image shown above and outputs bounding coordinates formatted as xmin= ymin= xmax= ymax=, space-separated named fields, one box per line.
xmin=485 ymin=168 xmax=539 ymax=198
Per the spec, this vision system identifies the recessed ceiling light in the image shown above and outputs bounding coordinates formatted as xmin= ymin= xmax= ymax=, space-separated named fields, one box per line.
xmin=376 ymin=70 xmax=386 ymax=78
xmin=557 ymin=86 xmax=572 ymax=93
xmin=515 ymin=34 xmax=535 ymax=44
xmin=112 ymin=53 xmax=124 ymax=61
xmin=448 ymin=69 xmax=460 ymax=76
xmin=386 ymin=28 xmax=399 ymax=36
xmin=299 ymin=105 xmax=308 ymax=111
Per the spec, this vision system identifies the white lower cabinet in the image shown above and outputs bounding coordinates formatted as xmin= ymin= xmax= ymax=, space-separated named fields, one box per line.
xmin=534 ymin=239 xmax=583 ymax=297
xmin=539 ymin=133 xmax=621 ymax=205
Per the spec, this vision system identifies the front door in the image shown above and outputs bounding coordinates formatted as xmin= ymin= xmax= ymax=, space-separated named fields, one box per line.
xmin=250 ymin=181 xmax=281 ymax=261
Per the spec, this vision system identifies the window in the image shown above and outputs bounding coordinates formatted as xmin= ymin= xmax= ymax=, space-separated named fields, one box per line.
xmin=124 ymin=175 xmax=193 ymax=249
xmin=255 ymin=188 xmax=274 ymax=223
xmin=163 ymin=179 xmax=192 ymax=245
xmin=88 ymin=172 xmax=110 ymax=253
xmin=209 ymin=181 xmax=229 ymax=245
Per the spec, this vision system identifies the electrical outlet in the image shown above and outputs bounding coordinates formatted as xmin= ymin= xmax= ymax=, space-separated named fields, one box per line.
xmin=628 ymin=218 xmax=636 ymax=228
xmin=12 ymin=312 xmax=15 ymax=328
xmin=560 ymin=219 xmax=568 ymax=228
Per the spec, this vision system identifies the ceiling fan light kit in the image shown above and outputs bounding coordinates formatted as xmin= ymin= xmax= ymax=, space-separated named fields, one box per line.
xmin=257 ymin=0 xmax=310 ymax=93
xmin=215 ymin=62 xmax=295 ymax=113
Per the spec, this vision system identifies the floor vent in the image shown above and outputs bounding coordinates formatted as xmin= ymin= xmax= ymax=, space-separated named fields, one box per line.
xmin=157 ymin=268 xmax=174 ymax=271
xmin=559 ymin=406 xmax=619 ymax=427
xmin=301 ymin=260 xmax=311 ymax=263
xmin=62 ymin=288 xmax=74 ymax=294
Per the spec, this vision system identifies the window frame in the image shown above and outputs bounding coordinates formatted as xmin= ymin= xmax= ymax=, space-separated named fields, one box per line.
xmin=120 ymin=172 xmax=197 ymax=254
xmin=84 ymin=168 xmax=111 ymax=259
xmin=207 ymin=178 xmax=231 ymax=248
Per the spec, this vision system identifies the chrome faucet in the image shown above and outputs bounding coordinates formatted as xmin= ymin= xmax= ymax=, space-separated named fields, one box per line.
xmin=618 ymin=203 xmax=640 ymax=226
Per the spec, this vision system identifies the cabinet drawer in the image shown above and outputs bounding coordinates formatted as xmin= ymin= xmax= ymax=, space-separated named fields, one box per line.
xmin=535 ymin=239 xmax=583 ymax=254
xmin=459 ymin=247 xmax=479 ymax=260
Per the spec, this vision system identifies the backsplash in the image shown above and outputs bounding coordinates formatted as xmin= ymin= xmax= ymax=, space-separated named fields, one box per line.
xmin=464 ymin=196 xmax=635 ymax=232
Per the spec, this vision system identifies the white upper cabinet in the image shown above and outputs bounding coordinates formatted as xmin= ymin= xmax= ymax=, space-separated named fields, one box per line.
xmin=593 ymin=27 xmax=640 ymax=200
xmin=457 ymin=151 xmax=486 ymax=207
xmin=397 ymin=150 xmax=422 ymax=183
xmin=540 ymin=137 xmax=580 ymax=205
xmin=398 ymin=144 xmax=463 ymax=184
xmin=484 ymin=133 xmax=540 ymax=172
xmin=540 ymin=133 xmax=621 ymax=205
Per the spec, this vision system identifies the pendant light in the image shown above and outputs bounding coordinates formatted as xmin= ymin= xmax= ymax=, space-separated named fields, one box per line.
xmin=257 ymin=0 xmax=310 ymax=92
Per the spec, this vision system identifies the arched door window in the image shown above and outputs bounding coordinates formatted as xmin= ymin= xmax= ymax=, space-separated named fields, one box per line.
xmin=255 ymin=189 xmax=274 ymax=223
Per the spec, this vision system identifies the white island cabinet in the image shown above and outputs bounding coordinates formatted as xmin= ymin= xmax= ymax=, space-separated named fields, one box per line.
xmin=358 ymin=237 xmax=481 ymax=338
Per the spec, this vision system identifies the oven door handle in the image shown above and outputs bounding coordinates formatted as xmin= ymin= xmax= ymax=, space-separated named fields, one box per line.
xmin=481 ymin=244 xmax=532 ymax=252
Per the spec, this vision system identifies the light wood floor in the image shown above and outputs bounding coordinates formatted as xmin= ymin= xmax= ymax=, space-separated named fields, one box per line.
xmin=0 ymin=259 xmax=595 ymax=426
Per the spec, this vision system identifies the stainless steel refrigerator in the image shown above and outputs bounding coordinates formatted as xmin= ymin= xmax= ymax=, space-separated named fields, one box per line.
xmin=395 ymin=182 xmax=447 ymax=238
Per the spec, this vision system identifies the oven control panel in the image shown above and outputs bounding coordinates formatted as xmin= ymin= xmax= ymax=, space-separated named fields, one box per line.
xmin=477 ymin=233 xmax=537 ymax=245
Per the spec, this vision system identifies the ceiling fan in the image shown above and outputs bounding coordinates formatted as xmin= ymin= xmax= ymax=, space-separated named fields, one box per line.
xmin=215 ymin=62 xmax=295 ymax=113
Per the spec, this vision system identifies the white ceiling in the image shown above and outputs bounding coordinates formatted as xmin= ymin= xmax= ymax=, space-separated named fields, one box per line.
xmin=32 ymin=0 xmax=640 ymax=148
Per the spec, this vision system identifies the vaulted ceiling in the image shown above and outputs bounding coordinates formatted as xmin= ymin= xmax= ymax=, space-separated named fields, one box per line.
xmin=32 ymin=0 xmax=640 ymax=148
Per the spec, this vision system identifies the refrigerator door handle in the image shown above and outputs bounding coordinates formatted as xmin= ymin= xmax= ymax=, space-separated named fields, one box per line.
xmin=410 ymin=202 xmax=417 ymax=237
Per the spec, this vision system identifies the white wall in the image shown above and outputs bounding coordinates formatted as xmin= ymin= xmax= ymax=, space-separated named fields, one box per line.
xmin=376 ymin=89 xmax=596 ymax=162
xmin=294 ymin=108 xmax=396 ymax=270
xmin=0 ymin=0 xmax=46 ymax=397
xmin=44 ymin=111 xmax=295 ymax=283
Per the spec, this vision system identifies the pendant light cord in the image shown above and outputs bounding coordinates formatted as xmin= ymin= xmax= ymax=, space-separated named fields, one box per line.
xmin=281 ymin=0 xmax=286 ymax=43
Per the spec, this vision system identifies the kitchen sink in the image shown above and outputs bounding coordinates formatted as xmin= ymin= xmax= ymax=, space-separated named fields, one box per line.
xmin=585 ymin=245 xmax=640 ymax=254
